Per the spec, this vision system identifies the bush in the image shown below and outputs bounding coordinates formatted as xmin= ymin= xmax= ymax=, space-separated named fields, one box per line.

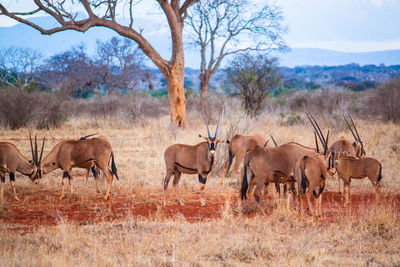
xmin=362 ymin=78 xmax=400 ymax=122
xmin=0 ymin=88 xmax=67 ymax=129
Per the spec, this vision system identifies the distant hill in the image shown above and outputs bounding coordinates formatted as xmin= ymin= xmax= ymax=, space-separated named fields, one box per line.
xmin=279 ymin=48 xmax=400 ymax=67
xmin=0 ymin=16 xmax=399 ymax=68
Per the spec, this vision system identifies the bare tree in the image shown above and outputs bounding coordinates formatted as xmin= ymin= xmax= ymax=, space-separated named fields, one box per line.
xmin=40 ymin=44 xmax=96 ymax=97
xmin=95 ymin=37 xmax=149 ymax=92
xmin=0 ymin=0 xmax=199 ymax=128
xmin=0 ymin=46 xmax=42 ymax=89
xmin=186 ymin=0 xmax=286 ymax=106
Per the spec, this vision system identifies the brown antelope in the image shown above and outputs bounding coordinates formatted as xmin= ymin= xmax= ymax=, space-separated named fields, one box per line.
xmin=78 ymin=134 xmax=101 ymax=189
xmin=240 ymin=142 xmax=318 ymax=210
xmin=240 ymin=114 xmax=330 ymax=211
xmin=220 ymin=134 xmax=269 ymax=185
xmin=330 ymin=115 xmax=366 ymax=193
xmin=163 ymin=119 xmax=225 ymax=206
xmin=294 ymin=131 xmax=333 ymax=217
xmin=0 ymin=135 xmax=43 ymax=201
xmin=39 ymin=135 xmax=119 ymax=200
xmin=333 ymin=149 xmax=382 ymax=206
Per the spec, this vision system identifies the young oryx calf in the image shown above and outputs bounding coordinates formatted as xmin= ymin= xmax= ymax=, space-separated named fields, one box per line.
xmin=39 ymin=135 xmax=119 ymax=200
xmin=0 ymin=135 xmax=43 ymax=201
xmin=333 ymin=149 xmax=382 ymax=206
xmin=163 ymin=119 xmax=225 ymax=206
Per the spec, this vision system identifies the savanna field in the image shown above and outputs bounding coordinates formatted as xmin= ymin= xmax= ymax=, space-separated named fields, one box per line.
xmin=1 ymin=94 xmax=400 ymax=266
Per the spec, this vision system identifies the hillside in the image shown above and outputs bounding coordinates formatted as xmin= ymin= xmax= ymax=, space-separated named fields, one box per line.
xmin=1 ymin=16 xmax=399 ymax=68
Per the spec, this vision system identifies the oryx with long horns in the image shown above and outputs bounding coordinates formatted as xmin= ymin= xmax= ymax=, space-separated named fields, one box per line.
xmin=0 ymin=135 xmax=44 ymax=201
xmin=163 ymin=118 xmax=225 ymax=206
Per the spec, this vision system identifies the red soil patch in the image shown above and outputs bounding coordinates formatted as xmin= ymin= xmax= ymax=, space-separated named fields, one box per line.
xmin=1 ymin=189 xmax=400 ymax=232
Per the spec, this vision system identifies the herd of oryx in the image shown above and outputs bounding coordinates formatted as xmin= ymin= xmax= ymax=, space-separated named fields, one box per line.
xmin=0 ymin=114 xmax=383 ymax=217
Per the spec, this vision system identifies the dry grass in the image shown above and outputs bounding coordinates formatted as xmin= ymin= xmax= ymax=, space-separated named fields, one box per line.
xmin=1 ymin=112 xmax=400 ymax=266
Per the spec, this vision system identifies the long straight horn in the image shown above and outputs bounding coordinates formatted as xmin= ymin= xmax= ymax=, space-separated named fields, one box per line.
xmin=324 ymin=130 xmax=329 ymax=155
xmin=314 ymin=131 xmax=320 ymax=153
xmin=306 ymin=113 xmax=325 ymax=148
xmin=309 ymin=114 xmax=326 ymax=147
xmin=348 ymin=114 xmax=362 ymax=143
xmin=205 ymin=120 xmax=211 ymax=138
xmin=29 ymin=134 xmax=36 ymax=164
xmin=34 ymin=135 xmax=38 ymax=165
xmin=214 ymin=116 xmax=221 ymax=139
xmin=343 ymin=115 xmax=358 ymax=141
xmin=38 ymin=138 xmax=45 ymax=165
xmin=270 ymin=135 xmax=278 ymax=147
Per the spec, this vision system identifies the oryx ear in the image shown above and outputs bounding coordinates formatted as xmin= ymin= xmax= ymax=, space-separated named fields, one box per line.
xmin=199 ymin=134 xmax=208 ymax=140
xmin=215 ymin=138 xmax=226 ymax=143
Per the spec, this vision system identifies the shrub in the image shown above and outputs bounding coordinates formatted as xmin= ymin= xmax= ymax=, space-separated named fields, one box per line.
xmin=225 ymin=53 xmax=281 ymax=117
xmin=362 ymin=78 xmax=400 ymax=122
xmin=0 ymin=88 xmax=67 ymax=129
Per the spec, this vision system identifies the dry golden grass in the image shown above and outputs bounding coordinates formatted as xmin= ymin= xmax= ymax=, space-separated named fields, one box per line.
xmin=1 ymin=111 xmax=400 ymax=266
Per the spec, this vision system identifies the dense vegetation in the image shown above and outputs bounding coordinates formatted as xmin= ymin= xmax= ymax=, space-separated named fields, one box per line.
xmin=1 ymin=43 xmax=399 ymax=130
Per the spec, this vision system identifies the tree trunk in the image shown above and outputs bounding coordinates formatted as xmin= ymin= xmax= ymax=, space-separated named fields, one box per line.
xmin=164 ymin=65 xmax=188 ymax=128
xmin=199 ymin=72 xmax=209 ymax=108
xmin=199 ymin=79 xmax=209 ymax=108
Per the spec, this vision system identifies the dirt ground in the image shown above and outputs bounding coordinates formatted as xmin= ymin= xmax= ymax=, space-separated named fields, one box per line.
xmin=1 ymin=187 xmax=400 ymax=232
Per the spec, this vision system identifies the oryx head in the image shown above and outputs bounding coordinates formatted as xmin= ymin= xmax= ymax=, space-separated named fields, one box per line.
xmin=343 ymin=114 xmax=366 ymax=158
xmin=331 ymin=145 xmax=350 ymax=173
xmin=29 ymin=134 xmax=45 ymax=183
xmin=199 ymin=117 xmax=225 ymax=158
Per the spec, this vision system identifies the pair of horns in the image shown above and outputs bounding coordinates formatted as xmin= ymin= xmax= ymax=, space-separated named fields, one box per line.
xmin=29 ymin=134 xmax=45 ymax=167
xmin=314 ymin=130 xmax=329 ymax=155
xmin=343 ymin=114 xmax=364 ymax=150
xmin=306 ymin=113 xmax=329 ymax=155
xmin=205 ymin=117 xmax=220 ymax=139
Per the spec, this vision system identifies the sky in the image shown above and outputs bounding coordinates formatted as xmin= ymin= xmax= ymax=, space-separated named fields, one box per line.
xmin=0 ymin=0 xmax=399 ymax=52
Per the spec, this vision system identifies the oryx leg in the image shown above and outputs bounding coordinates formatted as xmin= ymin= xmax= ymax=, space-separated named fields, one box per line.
xmin=316 ymin=193 xmax=323 ymax=217
xmin=91 ymin=166 xmax=101 ymax=193
xmin=163 ymin=168 xmax=174 ymax=206
xmin=101 ymin=167 xmax=114 ymax=200
xmin=173 ymin=170 xmax=184 ymax=206
xmin=247 ymin=177 xmax=257 ymax=198
xmin=285 ymin=182 xmax=293 ymax=211
xmin=60 ymin=171 xmax=71 ymax=200
xmin=337 ymin=175 xmax=341 ymax=194
xmin=9 ymin=173 xmax=19 ymax=201
xmin=221 ymin=151 xmax=234 ymax=186
xmin=198 ymin=174 xmax=207 ymax=207
xmin=343 ymin=179 xmax=351 ymax=207
xmin=233 ymin=152 xmax=244 ymax=174
xmin=0 ymin=174 xmax=5 ymax=202
xmin=374 ymin=182 xmax=382 ymax=204
xmin=253 ymin=181 xmax=266 ymax=216
xmin=305 ymin=190 xmax=314 ymax=214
